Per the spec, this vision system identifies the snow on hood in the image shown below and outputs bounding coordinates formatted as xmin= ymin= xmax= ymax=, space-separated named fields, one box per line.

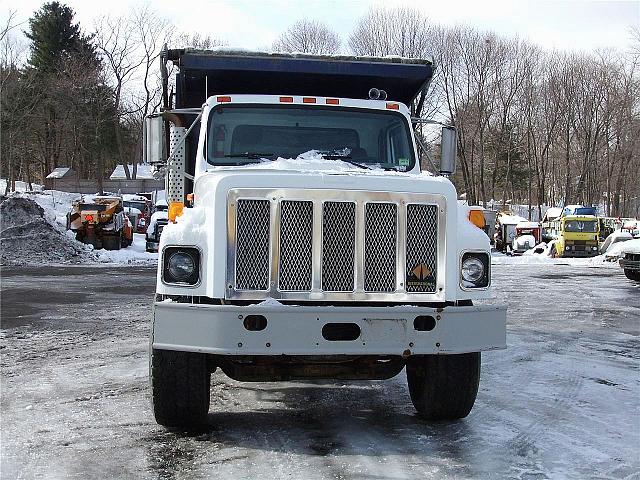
xmin=206 ymin=151 xmax=432 ymax=178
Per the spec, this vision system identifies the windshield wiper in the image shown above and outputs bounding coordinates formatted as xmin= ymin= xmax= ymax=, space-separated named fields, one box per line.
xmin=317 ymin=150 xmax=370 ymax=170
xmin=224 ymin=152 xmax=274 ymax=159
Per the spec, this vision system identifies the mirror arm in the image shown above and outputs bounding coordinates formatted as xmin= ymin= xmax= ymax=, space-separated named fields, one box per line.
xmin=414 ymin=132 xmax=440 ymax=176
xmin=162 ymin=110 xmax=203 ymax=167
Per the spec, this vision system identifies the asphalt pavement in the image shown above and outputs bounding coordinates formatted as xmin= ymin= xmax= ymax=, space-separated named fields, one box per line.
xmin=1 ymin=262 xmax=638 ymax=479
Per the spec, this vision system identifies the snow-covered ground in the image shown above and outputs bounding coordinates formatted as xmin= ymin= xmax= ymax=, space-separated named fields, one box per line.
xmin=0 ymin=263 xmax=638 ymax=479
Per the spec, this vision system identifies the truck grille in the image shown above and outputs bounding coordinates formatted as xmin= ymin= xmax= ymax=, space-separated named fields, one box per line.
xmin=364 ymin=203 xmax=397 ymax=292
xmin=228 ymin=189 xmax=444 ymax=301
xmin=279 ymin=201 xmax=313 ymax=291
xmin=322 ymin=201 xmax=356 ymax=291
xmin=406 ymin=204 xmax=438 ymax=293
xmin=235 ymin=199 xmax=271 ymax=290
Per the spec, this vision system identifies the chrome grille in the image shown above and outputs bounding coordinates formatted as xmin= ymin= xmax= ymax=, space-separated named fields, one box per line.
xmin=279 ymin=201 xmax=313 ymax=291
xmin=405 ymin=204 xmax=438 ymax=293
xmin=235 ymin=199 xmax=270 ymax=290
xmin=227 ymin=189 xmax=445 ymax=302
xmin=322 ymin=201 xmax=356 ymax=291
xmin=364 ymin=203 xmax=397 ymax=292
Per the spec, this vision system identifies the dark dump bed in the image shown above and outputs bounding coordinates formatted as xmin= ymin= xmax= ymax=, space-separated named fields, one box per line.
xmin=166 ymin=48 xmax=434 ymax=110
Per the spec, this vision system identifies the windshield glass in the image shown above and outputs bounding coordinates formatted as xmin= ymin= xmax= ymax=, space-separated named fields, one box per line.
xmin=206 ymin=104 xmax=415 ymax=170
xmin=564 ymin=220 xmax=597 ymax=233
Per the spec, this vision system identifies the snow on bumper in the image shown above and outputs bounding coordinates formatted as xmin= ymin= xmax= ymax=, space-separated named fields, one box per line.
xmin=152 ymin=302 xmax=507 ymax=355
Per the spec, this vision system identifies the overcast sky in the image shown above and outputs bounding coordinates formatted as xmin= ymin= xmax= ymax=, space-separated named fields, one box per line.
xmin=3 ymin=0 xmax=639 ymax=54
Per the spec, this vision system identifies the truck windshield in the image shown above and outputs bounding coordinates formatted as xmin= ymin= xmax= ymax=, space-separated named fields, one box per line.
xmin=206 ymin=104 xmax=415 ymax=170
xmin=564 ymin=220 xmax=597 ymax=233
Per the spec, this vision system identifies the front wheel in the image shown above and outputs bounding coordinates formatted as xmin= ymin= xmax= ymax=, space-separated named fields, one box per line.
xmin=624 ymin=269 xmax=640 ymax=281
xmin=151 ymin=349 xmax=211 ymax=429
xmin=406 ymin=352 xmax=480 ymax=420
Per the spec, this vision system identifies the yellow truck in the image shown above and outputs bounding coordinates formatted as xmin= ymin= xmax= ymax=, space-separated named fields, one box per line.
xmin=551 ymin=215 xmax=600 ymax=257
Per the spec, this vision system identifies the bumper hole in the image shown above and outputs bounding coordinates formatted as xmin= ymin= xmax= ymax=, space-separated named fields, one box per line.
xmin=322 ymin=323 xmax=360 ymax=341
xmin=414 ymin=315 xmax=436 ymax=332
xmin=244 ymin=315 xmax=267 ymax=331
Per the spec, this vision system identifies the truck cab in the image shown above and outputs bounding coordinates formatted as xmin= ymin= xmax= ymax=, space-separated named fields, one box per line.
xmin=146 ymin=49 xmax=507 ymax=428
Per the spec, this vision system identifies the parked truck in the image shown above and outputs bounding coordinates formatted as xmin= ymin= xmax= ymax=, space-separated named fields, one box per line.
xmin=67 ymin=196 xmax=133 ymax=250
xmin=144 ymin=48 xmax=507 ymax=428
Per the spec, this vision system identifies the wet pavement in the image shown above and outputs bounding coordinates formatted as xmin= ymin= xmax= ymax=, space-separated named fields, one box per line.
xmin=1 ymin=263 xmax=639 ymax=479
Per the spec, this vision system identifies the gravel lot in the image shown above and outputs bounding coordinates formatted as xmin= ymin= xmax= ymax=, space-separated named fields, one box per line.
xmin=1 ymin=263 xmax=638 ymax=479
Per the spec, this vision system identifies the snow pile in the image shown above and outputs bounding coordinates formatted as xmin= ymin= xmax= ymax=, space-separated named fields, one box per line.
xmin=0 ymin=196 xmax=95 ymax=266
xmin=600 ymin=230 xmax=633 ymax=254
xmin=604 ymin=238 xmax=640 ymax=259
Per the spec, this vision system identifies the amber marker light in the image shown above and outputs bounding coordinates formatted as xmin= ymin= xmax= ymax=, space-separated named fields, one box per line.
xmin=279 ymin=96 xmax=293 ymax=103
xmin=325 ymin=98 xmax=339 ymax=105
xmin=469 ymin=209 xmax=486 ymax=229
xmin=302 ymin=97 xmax=316 ymax=103
xmin=168 ymin=202 xmax=185 ymax=223
xmin=386 ymin=103 xmax=399 ymax=110
xmin=216 ymin=96 xmax=231 ymax=102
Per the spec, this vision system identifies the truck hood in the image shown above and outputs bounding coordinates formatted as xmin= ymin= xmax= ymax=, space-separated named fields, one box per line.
xmin=196 ymin=166 xmax=455 ymax=203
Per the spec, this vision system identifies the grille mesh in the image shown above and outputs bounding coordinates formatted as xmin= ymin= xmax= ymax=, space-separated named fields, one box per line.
xmin=322 ymin=201 xmax=356 ymax=291
xmin=279 ymin=201 xmax=313 ymax=291
xmin=364 ymin=203 xmax=397 ymax=292
xmin=405 ymin=204 xmax=438 ymax=293
xmin=235 ymin=199 xmax=270 ymax=290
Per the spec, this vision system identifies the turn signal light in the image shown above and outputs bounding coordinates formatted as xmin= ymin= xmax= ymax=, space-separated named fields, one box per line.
xmin=468 ymin=209 xmax=486 ymax=229
xmin=168 ymin=201 xmax=184 ymax=223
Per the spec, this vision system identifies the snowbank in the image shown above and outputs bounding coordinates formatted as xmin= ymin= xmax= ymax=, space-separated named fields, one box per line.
xmin=1 ymin=191 xmax=159 ymax=267
xmin=0 ymin=197 xmax=95 ymax=266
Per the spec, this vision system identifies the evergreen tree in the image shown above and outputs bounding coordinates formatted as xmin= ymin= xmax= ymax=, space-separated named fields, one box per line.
xmin=25 ymin=1 xmax=97 ymax=74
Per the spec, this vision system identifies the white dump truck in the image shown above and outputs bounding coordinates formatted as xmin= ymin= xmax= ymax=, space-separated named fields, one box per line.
xmin=144 ymin=48 xmax=507 ymax=428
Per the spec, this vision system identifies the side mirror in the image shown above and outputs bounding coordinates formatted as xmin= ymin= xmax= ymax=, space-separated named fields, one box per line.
xmin=144 ymin=114 xmax=166 ymax=164
xmin=440 ymin=126 xmax=457 ymax=175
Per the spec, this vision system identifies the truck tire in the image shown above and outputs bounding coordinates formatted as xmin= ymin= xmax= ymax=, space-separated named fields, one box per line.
xmin=406 ymin=352 xmax=480 ymax=420
xmin=151 ymin=349 xmax=211 ymax=429
xmin=624 ymin=269 xmax=640 ymax=281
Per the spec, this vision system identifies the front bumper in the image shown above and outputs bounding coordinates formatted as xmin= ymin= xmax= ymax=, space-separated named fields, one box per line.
xmin=152 ymin=302 xmax=507 ymax=356
xmin=620 ymin=258 xmax=640 ymax=271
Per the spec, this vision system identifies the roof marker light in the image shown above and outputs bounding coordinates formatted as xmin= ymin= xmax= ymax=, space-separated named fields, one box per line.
xmin=326 ymin=98 xmax=339 ymax=105
xmin=386 ymin=103 xmax=399 ymax=110
xmin=303 ymin=97 xmax=316 ymax=103
xmin=217 ymin=96 xmax=231 ymax=102
xmin=280 ymin=96 xmax=294 ymax=103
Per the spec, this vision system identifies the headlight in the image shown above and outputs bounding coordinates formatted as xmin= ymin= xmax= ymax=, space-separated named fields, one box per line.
xmin=138 ymin=218 xmax=146 ymax=226
xmin=565 ymin=246 xmax=571 ymax=251
xmin=163 ymin=247 xmax=200 ymax=285
xmin=460 ymin=252 xmax=489 ymax=288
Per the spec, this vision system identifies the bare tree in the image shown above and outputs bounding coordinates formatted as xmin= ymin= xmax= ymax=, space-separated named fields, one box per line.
xmin=349 ymin=7 xmax=432 ymax=58
xmin=273 ymin=19 xmax=340 ymax=54
xmin=175 ymin=32 xmax=226 ymax=50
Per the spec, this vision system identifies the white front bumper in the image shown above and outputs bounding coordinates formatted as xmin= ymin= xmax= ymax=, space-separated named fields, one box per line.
xmin=152 ymin=302 xmax=507 ymax=356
